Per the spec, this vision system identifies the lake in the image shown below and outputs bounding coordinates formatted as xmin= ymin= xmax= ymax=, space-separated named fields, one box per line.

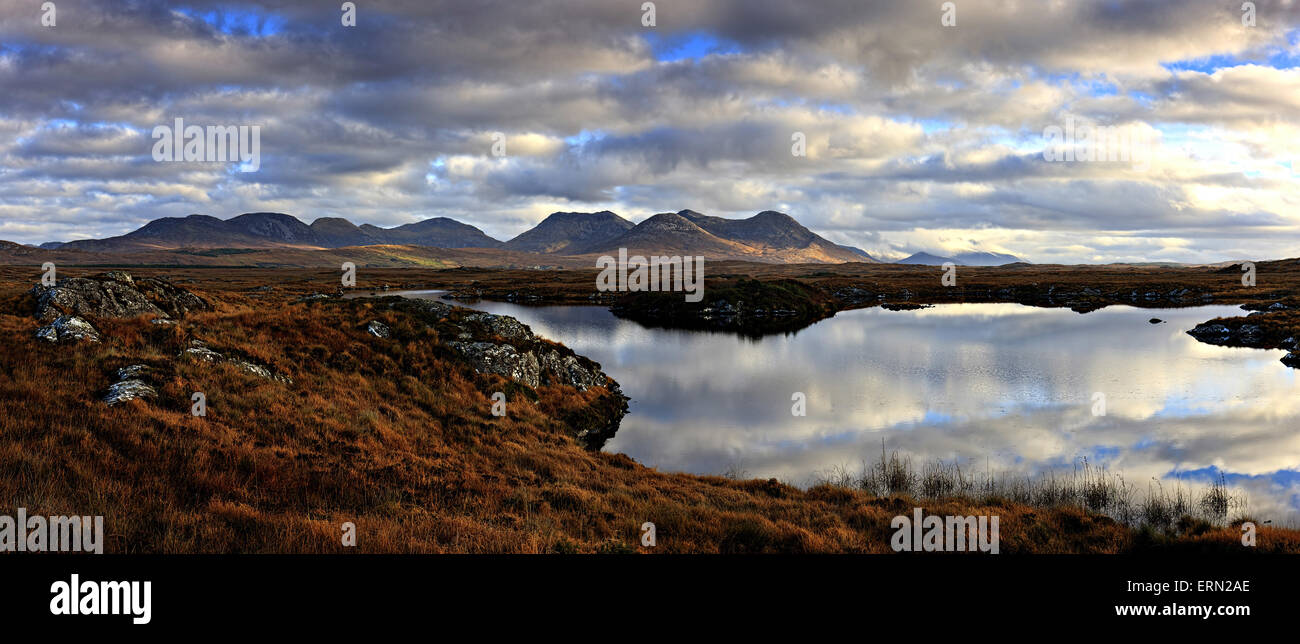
xmin=385 ymin=291 xmax=1300 ymax=522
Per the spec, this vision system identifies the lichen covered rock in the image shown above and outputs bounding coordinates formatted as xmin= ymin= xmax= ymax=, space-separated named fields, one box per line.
xmin=30 ymin=271 xmax=209 ymax=322
xmin=366 ymin=321 xmax=391 ymax=338
xmin=449 ymin=341 xmax=542 ymax=387
xmin=35 ymin=315 xmax=100 ymax=343
xmin=104 ymin=379 xmax=157 ymax=406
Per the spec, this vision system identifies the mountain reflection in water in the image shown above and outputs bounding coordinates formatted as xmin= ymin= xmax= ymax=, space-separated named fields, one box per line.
xmin=393 ymin=292 xmax=1300 ymax=523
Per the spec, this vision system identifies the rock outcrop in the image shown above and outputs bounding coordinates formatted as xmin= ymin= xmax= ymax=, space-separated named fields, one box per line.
xmin=409 ymin=299 xmax=453 ymax=318
xmin=449 ymin=341 xmax=541 ymax=387
xmin=102 ymin=364 xmax=158 ymax=406
xmin=462 ymin=312 xmax=532 ymax=341
xmin=366 ymin=321 xmax=391 ymax=338
xmin=1187 ymin=321 xmax=1270 ymax=348
xmin=538 ymin=350 xmax=609 ymax=391
xmin=445 ymin=311 xmax=616 ymax=392
xmin=115 ymin=364 xmax=152 ymax=380
xmin=446 ymin=339 xmax=613 ymax=392
xmin=35 ymin=315 xmax=100 ymax=343
xmin=378 ymin=296 xmax=629 ymax=448
xmin=103 ymin=380 xmax=157 ymax=405
xmin=180 ymin=340 xmax=291 ymax=384
xmin=132 ymin=276 xmax=211 ymax=318
xmin=30 ymin=271 xmax=209 ymax=322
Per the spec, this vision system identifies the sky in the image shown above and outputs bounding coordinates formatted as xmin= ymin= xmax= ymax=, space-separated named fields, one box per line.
xmin=1 ymin=0 xmax=1299 ymax=263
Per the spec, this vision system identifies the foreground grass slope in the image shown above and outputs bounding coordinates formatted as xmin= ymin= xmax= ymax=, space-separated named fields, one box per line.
xmin=1 ymin=267 xmax=1297 ymax=553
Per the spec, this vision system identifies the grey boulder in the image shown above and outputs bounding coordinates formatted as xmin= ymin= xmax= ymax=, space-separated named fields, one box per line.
xmin=35 ymin=315 xmax=100 ymax=343
xmin=449 ymin=341 xmax=541 ymax=387
xmin=30 ymin=271 xmax=209 ymax=322
xmin=104 ymin=379 xmax=157 ymax=406
xmin=367 ymin=321 xmax=391 ymax=338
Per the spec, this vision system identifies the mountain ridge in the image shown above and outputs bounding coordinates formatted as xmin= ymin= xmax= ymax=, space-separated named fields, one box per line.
xmin=35 ymin=210 xmax=895 ymax=264
xmin=578 ymin=210 xmax=879 ymax=263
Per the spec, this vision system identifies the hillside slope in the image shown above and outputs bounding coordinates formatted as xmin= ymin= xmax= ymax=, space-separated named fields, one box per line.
xmin=505 ymin=211 xmax=634 ymax=254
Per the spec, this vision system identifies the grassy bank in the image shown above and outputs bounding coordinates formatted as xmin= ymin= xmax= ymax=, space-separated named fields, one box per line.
xmin=812 ymin=449 xmax=1263 ymax=534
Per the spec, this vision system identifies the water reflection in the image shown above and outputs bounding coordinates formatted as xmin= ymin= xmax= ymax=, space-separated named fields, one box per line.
xmin=391 ymin=292 xmax=1300 ymax=522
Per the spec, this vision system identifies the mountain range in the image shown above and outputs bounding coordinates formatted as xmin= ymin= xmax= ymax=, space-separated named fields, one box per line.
xmin=35 ymin=210 xmax=891 ymax=264
xmin=896 ymin=250 xmax=1024 ymax=266
xmin=43 ymin=212 xmax=502 ymax=253
xmin=29 ymin=210 xmax=1028 ymax=265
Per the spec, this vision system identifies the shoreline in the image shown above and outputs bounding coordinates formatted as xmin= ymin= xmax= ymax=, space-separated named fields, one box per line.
xmin=388 ymin=260 xmax=1300 ymax=364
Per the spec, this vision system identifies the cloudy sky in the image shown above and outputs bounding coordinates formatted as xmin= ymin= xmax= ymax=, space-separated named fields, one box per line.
xmin=2 ymin=0 xmax=1298 ymax=263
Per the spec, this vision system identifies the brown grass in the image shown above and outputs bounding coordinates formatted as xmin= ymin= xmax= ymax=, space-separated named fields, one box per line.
xmin=1 ymin=266 xmax=1298 ymax=553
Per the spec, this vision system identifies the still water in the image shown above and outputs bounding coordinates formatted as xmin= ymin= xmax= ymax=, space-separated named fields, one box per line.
xmin=393 ymin=292 xmax=1300 ymax=521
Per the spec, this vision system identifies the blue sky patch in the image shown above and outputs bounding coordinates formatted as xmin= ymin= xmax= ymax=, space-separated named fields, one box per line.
xmin=175 ymin=6 xmax=286 ymax=37
xmin=646 ymin=31 xmax=744 ymax=62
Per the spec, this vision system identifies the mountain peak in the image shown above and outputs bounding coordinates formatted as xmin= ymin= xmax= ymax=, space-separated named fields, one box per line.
xmin=752 ymin=210 xmax=798 ymax=223
xmin=897 ymin=252 xmax=955 ymax=265
xmin=640 ymin=212 xmax=700 ymax=229
xmin=951 ymin=250 xmax=1025 ymax=266
xmin=380 ymin=217 xmax=502 ymax=247
xmin=226 ymin=212 xmax=319 ymax=245
xmin=309 ymin=217 xmax=379 ymax=247
xmin=504 ymin=211 xmax=634 ymax=254
xmin=310 ymin=216 xmax=356 ymax=226
xmin=548 ymin=210 xmax=618 ymax=219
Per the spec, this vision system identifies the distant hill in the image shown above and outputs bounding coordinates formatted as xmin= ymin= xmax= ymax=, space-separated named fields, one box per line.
xmin=308 ymin=217 xmax=385 ymax=247
xmin=896 ymin=252 xmax=956 ymax=265
xmin=504 ymin=211 xmax=633 ymax=253
xmin=897 ymin=250 xmax=1025 ymax=266
xmin=953 ymin=251 xmax=1024 ymax=266
xmin=225 ymin=212 xmax=322 ymax=245
xmin=364 ymin=217 xmax=503 ymax=249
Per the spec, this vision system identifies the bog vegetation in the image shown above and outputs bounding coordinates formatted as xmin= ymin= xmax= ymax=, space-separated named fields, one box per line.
xmin=1 ymin=266 xmax=1296 ymax=554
